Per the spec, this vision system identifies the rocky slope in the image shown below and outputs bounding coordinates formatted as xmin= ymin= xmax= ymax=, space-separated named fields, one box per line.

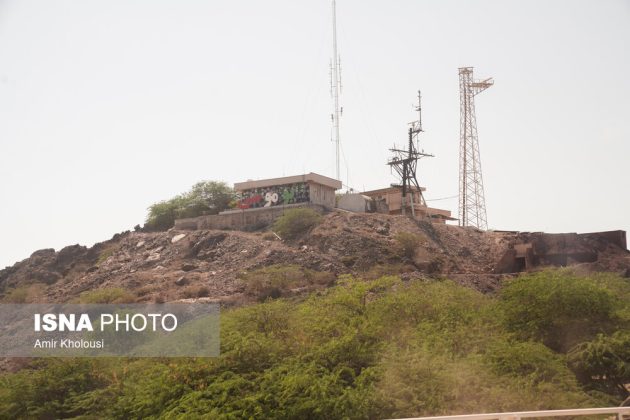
xmin=1 ymin=211 xmax=628 ymax=305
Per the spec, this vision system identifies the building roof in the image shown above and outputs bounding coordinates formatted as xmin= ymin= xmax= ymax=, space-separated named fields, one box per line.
xmin=234 ymin=172 xmax=342 ymax=191
xmin=362 ymin=185 xmax=426 ymax=196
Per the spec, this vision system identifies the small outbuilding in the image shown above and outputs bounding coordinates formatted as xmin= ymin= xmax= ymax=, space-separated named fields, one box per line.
xmin=174 ymin=172 xmax=342 ymax=231
xmin=233 ymin=172 xmax=341 ymax=210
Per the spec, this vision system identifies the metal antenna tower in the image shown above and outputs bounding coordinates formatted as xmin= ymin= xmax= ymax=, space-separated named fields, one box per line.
xmin=458 ymin=67 xmax=493 ymax=230
xmin=330 ymin=0 xmax=342 ymax=181
xmin=388 ymin=91 xmax=433 ymax=217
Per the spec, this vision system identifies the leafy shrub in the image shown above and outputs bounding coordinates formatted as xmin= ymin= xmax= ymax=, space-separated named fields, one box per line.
xmin=498 ymin=270 xmax=620 ymax=352
xmin=394 ymin=232 xmax=422 ymax=259
xmin=568 ymin=331 xmax=630 ymax=398
xmin=144 ymin=181 xmax=233 ymax=231
xmin=1 ymin=272 xmax=620 ymax=418
xmin=0 ymin=359 xmax=109 ymax=419
xmin=75 ymin=287 xmax=135 ymax=304
xmin=483 ymin=340 xmax=574 ymax=385
xmin=272 ymin=208 xmax=321 ymax=240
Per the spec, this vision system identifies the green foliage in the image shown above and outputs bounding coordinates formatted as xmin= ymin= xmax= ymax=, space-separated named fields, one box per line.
xmin=394 ymin=231 xmax=422 ymax=259
xmin=74 ymin=287 xmax=135 ymax=304
xmin=497 ymin=270 xmax=622 ymax=352
xmin=272 ymin=207 xmax=322 ymax=240
xmin=3 ymin=270 xmax=629 ymax=418
xmin=144 ymin=180 xmax=233 ymax=231
xmin=568 ymin=331 xmax=630 ymax=398
xmin=0 ymin=359 xmax=109 ymax=419
xmin=483 ymin=340 xmax=575 ymax=385
xmin=240 ymin=264 xmax=334 ymax=301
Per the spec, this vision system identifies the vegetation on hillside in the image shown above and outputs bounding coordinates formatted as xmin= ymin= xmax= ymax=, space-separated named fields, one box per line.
xmin=72 ymin=287 xmax=136 ymax=304
xmin=1 ymin=270 xmax=629 ymax=419
xmin=272 ymin=207 xmax=322 ymax=240
xmin=240 ymin=264 xmax=335 ymax=301
xmin=144 ymin=181 xmax=233 ymax=231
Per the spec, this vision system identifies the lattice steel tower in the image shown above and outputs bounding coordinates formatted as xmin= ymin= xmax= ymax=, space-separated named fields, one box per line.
xmin=458 ymin=67 xmax=493 ymax=230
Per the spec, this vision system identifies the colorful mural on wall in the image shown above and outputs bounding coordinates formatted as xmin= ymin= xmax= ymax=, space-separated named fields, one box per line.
xmin=234 ymin=182 xmax=310 ymax=210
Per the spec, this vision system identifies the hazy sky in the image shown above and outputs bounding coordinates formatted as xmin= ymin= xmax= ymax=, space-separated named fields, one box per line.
xmin=1 ymin=0 xmax=629 ymax=268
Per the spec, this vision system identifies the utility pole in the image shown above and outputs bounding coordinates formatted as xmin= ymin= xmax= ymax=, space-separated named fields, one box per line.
xmin=388 ymin=91 xmax=433 ymax=217
xmin=330 ymin=0 xmax=342 ymax=181
xmin=458 ymin=67 xmax=493 ymax=230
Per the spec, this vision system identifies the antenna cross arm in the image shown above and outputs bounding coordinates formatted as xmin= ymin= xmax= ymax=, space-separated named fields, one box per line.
xmin=470 ymin=78 xmax=494 ymax=95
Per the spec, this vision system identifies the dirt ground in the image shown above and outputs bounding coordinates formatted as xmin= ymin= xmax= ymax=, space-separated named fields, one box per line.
xmin=1 ymin=211 xmax=628 ymax=305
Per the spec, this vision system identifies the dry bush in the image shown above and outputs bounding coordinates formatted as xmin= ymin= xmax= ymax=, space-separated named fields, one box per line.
xmin=241 ymin=264 xmax=334 ymax=301
xmin=2 ymin=283 xmax=47 ymax=303
xmin=135 ymin=286 xmax=154 ymax=297
xmin=272 ymin=208 xmax=322 ymax=240
xmin=182 ymin=285 xmax=211 ymax=299
xmin=394 ymin=232 xmax=423 ymax=259
xmin=262 ymin=232 xmax=276 ymax=241
xmin=74 ymin=288 xmax=135 ymax=304
xmin=363 ymin=263 xmax=416 ymax=280
xmin=96 ymin=245 xmax=119 ymax=265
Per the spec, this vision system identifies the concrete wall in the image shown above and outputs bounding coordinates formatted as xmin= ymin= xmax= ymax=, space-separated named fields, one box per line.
xmin=233 ymin=180 xmax=337 ymax=210
xmin=174 ymin=203 xmax=326 ymax=231
xmin=337 ymin=194 xmax=372 ymax=213
xmin=308 ymin=182 xmax=336 ymax=208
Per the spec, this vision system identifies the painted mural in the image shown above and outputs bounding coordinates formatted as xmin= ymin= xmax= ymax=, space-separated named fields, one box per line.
xmin=234 ymin=182 xmax=310 ymax=210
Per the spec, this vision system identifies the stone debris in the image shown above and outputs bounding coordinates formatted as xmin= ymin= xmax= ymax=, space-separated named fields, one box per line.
xmin=171 ymin=234 xmax=186 ymax=244
xmin=0 ymin=212 xmax=626 ymax=306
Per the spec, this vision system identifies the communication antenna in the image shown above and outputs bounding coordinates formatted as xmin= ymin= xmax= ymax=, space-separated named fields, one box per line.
xmin=458 ymin=67 xmax=493 ymax=230
xmin=330 ymin=0 xmax=342 ymax=181
xmin=388 ymin=91 xmax=433 ymax=217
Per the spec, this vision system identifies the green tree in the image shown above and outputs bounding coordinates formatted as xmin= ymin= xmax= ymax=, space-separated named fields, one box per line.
xmin=144 ymin=181 xmax=233 ymax=231
xmin=498 ymin=270 xmax=620 ymax=352
xmin=568 ymin=331 xmax=630 ymax=399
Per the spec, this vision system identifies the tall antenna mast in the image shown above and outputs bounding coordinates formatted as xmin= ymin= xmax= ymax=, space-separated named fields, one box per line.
xmin=388 ymin=90 xmax=433 ymax=217
xmin=330 ymin=0 xmax=342 ymax=181
xmin=458 ymin=67 xmax=493 ymax=230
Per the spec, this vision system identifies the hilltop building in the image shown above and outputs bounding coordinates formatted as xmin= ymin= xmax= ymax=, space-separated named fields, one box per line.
xmin=174 ymin=172 xmax=455 ymax=231
xmin=174 ymin=173 xmax=341 ymax=230
xmin=233 ymin=173 xmax=341 ymax=210
xmin=360 ymin=186 xmax=456 ymax=224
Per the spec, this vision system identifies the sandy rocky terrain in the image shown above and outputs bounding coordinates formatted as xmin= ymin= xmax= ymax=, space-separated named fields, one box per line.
xmin=1 ymin=211 xmax=629 ymax=306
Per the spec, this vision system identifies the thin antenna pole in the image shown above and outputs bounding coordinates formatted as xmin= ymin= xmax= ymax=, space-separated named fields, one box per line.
xmin=330 ymin=0 xmax=342 ymax=181
xmin=388 ymin=90 xmax=433 ymax=219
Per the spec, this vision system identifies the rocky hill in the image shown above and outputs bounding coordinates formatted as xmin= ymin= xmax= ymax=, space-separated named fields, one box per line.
xmin=1 ymin=211 xmax=628 ymax=305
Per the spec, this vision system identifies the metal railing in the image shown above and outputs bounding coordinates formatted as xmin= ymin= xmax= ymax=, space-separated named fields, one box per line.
xmin=391 ymin=406 xmax=630 ymax=420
